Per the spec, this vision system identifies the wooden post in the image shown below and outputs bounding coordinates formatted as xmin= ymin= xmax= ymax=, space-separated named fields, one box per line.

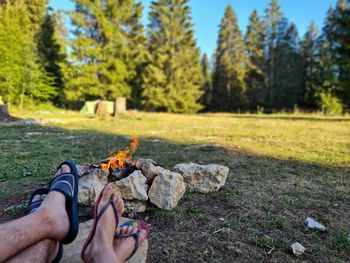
xmin=114 ymin=97 xmax=126 ymax=117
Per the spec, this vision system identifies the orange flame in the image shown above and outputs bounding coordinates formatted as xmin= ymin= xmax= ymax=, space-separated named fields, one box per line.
xmin=100 ymin=135 xmax=138 ymax=172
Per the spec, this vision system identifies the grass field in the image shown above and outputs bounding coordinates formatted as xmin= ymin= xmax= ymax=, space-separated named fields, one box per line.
xmin=0 ymin=110 xmax=349 ymax=262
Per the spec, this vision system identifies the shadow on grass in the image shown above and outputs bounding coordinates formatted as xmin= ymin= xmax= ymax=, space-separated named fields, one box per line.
xmin=230 ymin=115 xmax=350 ymax=122
xmin=0 ymin=123 xmax=349 ymax=262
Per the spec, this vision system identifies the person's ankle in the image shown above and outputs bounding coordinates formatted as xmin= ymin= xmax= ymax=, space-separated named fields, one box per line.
xmin=89 ymin=242 xmax=114 ymax=262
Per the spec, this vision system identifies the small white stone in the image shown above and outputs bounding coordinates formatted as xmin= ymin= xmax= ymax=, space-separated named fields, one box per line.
xmin=219 ymin=218 xmax=225 ymax=221
xmin=291 ymin=242 xmax=305 ymax=256
xmin=305 ymin=217 xmax=326 ymax=231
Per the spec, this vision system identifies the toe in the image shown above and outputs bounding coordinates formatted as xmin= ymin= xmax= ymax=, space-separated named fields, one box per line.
xmin=115 ymin=195 xmax=125 ymax=215
xmin=139 ymin=229 xmax=147 ymax=243
xmin=60 ymin=164 xmax=71 ymax=174
xmin=32 ymin=194 xmax=41 ymax=202
xmin=54 ymin=167 xmax=62 ymax=176
xmin=101 ymin=184 xmax=114 ymax=203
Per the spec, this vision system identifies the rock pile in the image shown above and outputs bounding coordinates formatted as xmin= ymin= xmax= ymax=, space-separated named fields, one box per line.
xmin=77 ymin=159 xmax=229 ymax=215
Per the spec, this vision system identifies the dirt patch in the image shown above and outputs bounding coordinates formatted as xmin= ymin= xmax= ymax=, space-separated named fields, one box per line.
xmin=0 ymin=110 xmax=18 ymax=123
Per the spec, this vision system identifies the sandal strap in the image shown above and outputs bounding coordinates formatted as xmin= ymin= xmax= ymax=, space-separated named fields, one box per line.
xmin=81 ymin=192 xmax=120 ymax=261
xmin=116 ymin=231 xmax=140 ymax=261
xmin=96 ymin=197 xmax=119 ymax=224
xmin=28 ymin=188 xmax=49 ymax=214
xmin=49 ymin=173 xmax=75 ymax=199
xmin=29 ymin=200 xmax=42 ymax=213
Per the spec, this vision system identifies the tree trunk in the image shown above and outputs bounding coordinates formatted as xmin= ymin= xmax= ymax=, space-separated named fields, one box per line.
xmin=114 ymin=97 xmax=126 ymax=117
xmin=0 ymin=105 xmax=8 ymax=115
xmin=96 ymin=101 xmax=109 ymax=117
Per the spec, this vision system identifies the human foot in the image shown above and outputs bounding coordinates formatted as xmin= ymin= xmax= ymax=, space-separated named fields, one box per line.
xmin=82 ymin=184 xmax=125 ymax=262
xmin=114 ymin=226 xmax=148 ymax=262
xmin=37 ymin=164 xmax=72 ymax=241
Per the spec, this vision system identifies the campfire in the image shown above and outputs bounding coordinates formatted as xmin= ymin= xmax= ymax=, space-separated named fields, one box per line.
xmin=77 ymin=135 xmax=229 ymax=213
xmin=100 ymin=135 xmax=139 ymax=182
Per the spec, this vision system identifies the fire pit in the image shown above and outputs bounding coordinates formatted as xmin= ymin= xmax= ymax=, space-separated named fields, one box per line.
xmin=77 ymin=136 xmax=230 ymax=216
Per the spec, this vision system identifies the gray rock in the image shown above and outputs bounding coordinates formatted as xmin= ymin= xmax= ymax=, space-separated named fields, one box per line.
xmin=148 ymin=170 xmax=186 ymax=210
xmin=114 ymin=170 xmax=148 ymax=201
xmin=173 ymin=162 xmax=229 ymax=193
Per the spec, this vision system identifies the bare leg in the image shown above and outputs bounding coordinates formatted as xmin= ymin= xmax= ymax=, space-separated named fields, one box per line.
xmin=6 ymin=239 xmax=58 ymax=263
xmin=82 ymin=185 xmax=125 ymax=263
xmin=0 ymin=166 xmax=71 ymax=262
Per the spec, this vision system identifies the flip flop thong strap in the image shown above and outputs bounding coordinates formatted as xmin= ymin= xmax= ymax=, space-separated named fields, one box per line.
xmin=49 ymin=173 xmax=76 ymax=199
xmin=117 ymin=232 xmax=140 ymax=261
xmin=81 ymin=195 xmax=120 ymax=261
xmin=96 ymin=197 xmax=119 ymax=226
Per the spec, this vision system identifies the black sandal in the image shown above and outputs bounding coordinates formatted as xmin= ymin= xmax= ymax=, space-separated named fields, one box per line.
xmin=49 ymin=160 xmax=79 ymax=244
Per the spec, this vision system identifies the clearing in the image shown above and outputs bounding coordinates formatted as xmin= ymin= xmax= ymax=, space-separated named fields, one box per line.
xmin=0 ymin=110 xmax=349 ymax=262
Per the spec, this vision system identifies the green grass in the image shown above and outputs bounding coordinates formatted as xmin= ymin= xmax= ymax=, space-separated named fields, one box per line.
xmin=0 ymin=109 xmax=349 ymax=262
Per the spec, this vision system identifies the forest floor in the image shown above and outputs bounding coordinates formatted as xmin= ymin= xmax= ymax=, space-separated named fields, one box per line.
xmin=0 ymin=109 xmax=349 ymax=262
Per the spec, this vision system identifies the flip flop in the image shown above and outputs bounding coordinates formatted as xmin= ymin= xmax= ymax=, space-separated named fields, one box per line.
xmin=81 ymin=185 xmax=120 ymax=261
xmin=28 ymin=188 xmax=49 ymax=214
xmin=49 ymin=160 xmax=79 ymax=245
xmin=28 ymin=188 xmax=63 ymax=263
xmin=115 ymin=220 xmax=150 ymax=261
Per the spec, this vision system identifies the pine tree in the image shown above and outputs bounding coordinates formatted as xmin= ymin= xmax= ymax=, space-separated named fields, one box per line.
xmin=300 ymin=22 xmax=321 ymax=109
xmin=319 ymin=6 xmax=338 ymax=95
xmin=0 ymin=0 xmax=54 ymax=107
xmin=333 ymin=0 xmax=350 ymax=108
xmin=67 ymin=0 xmax=145 ymax=102
xmin=273 ymin=21 xmax=303 ymax=109
xmin=128 ymin=2 xmax=148 ymax=108
xmin=212 ymin=5 xmax=247 ymax=112
xmin=244 ymin=9 xmax=266 ymax=110
xmin=264 ymin=0 xmax=283 ymax=109
xmin=200 ymin=53 xmax=212 ymax=110
xmin=142 ymin=0 xmax=203 ymax=113
xmin=38 ymin=11 xmax=67 ymax=104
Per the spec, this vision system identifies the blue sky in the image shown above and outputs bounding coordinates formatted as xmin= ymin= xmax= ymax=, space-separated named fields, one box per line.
xmin=49 ymin=0 xmax=337 ymax=58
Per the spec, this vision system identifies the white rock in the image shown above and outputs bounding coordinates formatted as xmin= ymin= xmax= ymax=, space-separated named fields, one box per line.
xmin=140 ymin=162 xmax=166 ymax=182
xmin=124 ymin=200 xmax=147 ymax=214
xmin=291 ymin=242 xmax=305 ymax=256
xmin=173 ymin=163 xmax=229 ymax=193
xmin=135 ymin=158 xmax=158 ymax=169
xmin=23 ymin=119 xmax=38 ymax=125
xmin=304 ymin=217 xmax=326 ymax=231
xmin=148 ymin=170 xmax=186 ymax=210
xmin=77 ymin=164 xmax=108 ymax=206
xmin=114 ymin=170 xmax=148 ymax=201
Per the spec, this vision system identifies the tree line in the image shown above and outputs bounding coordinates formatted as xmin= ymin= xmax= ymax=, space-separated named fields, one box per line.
xmin=0 ymin=0 xmax=349 ymax=114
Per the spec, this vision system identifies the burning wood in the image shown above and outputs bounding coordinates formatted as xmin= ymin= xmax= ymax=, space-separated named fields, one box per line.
xmin=100 ymin=135 xmax=139 ymax=181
